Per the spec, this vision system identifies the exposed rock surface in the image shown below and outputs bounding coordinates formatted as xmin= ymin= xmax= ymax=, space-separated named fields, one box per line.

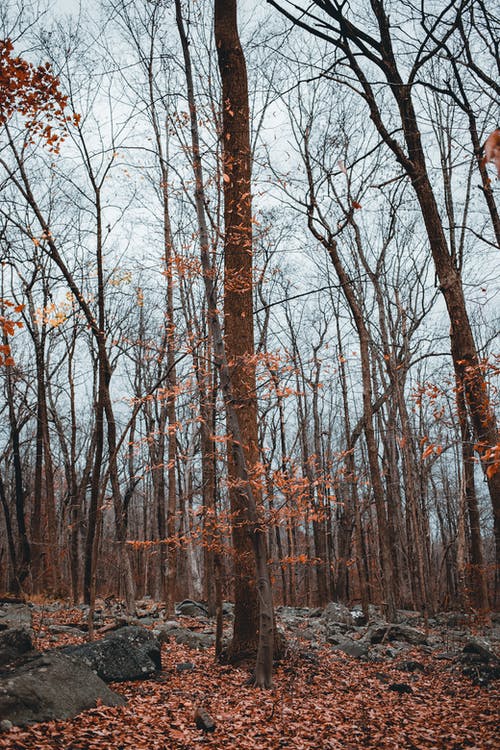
xmin=331 ymin=640 xmax=369 ymax=658
xmin=0 ymin=653 xmax=125 ymax=726
xmin=61 ymin=625 xmax=161 ymax=682
xmin=155 ymin=621 xmax=215 ymax=650
xmin=323 ymin=602 xmax=354 ymax=626
xmin=0 ymin=628 xmax=34 ymax=667
xmin=0 ymin=603 xmax=32 ymax=631
xmin=175 ymin=600 xmax=209 ymax=617
xmin=366 ymin=622 xmax=428 ymax=646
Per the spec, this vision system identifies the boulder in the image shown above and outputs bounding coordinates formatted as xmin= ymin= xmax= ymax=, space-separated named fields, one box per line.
xmin=61 ymin=625 xmax=161 ymax=682
xmin=0 ymin=628 xmax=34 ymax=667
xmin=0 ymin=603 xmax=32 ymax=631
xmin=0 ymin=653 xmax=125 ymax=726
xmin=175 ymin=600 xmax=208 ymax=617
xmin=367 ymin=622 xmax=427 ymax=646
xmin=331 ymin=640 xmax=368 ymax=658
xmin=322 ymin=602 xmax=354 ymax=627
xmin=350 ymin=608 xmax=368 ymax=626
xmin=156 ymin=623 xmax=214 ymax=650
xmin=462 ymin=638 xmax=499 ymax=663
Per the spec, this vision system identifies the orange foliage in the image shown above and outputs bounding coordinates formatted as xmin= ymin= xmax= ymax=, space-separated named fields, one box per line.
xmin=0 ymin=38 xmax=79 ymax=151
xmin=0 ymin=299 xmax=24 ymax=366
xmin=481 ymin=127 xmax=500 ymax=178
xmin=482 ymin=442 xmax=500 ymax=479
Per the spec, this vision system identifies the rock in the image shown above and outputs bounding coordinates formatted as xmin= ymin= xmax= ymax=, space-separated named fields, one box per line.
xmin=331 ymin=640 xmax=368 ymax=658
xmin=350 ymin=608 xmax=368 ymax=626
xmin=194 ymin=706 xmax=216 ymax=733
xmin=48 ymin=624 xmax=86 ymax=636
xmin=176 ymin=661 xmax=195 ymax=672
xmin=463 ymin=639 xmax=499 ymax=663
xmin=175 ymin=600 xmax=209 ymax=617
xmin=388 ymin=682 xmax=412 ymax=694
xmin=367 ymin=622 xmax=427 ymax=646
xmin=396 ymin=659 xmax=426 ymax=672
xmin=309 ymin=608 xmax=324 ymax=618
xmin=61 ymin=625 xmax=161 ymax=682
xmin=0 ymin=653 xmax=125 ymax=726
xmin=323 ymin=602 xmax=354 ymax=626
xmin=0 ymin=719 xmax=13 ymax=731
xmin=0 ymin=628 xmax=34 ymax=667
xmin=157 ymin=623 xmax=214 ymax=650
xmin=0 ymin=603 xmax=32 ymax=631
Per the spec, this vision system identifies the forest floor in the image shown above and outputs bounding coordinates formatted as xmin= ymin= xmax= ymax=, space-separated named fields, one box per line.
xmin=0 ymin=603 xmax=499 ymax=750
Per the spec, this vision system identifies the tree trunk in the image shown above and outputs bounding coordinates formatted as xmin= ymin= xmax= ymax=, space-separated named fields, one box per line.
xmin=214 ymin=0 xmax=263 ymax=657
xmin=177 ymin=0 xmax=274 ymax=686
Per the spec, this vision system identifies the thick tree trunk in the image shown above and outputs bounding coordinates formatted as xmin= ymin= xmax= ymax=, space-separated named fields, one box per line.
xmin=214 ymin=0 xmax=262 ymax=656
xmin=176 ymin=0 xmax=274 ymax=686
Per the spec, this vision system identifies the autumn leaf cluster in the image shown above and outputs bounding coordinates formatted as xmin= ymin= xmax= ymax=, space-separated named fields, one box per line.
xmin=0 ymin=39 xmax=79 ymax=150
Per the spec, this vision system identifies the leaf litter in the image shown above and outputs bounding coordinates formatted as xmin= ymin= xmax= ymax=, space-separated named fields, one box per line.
xmin=0 ymin=606 xmax=498 ymax=750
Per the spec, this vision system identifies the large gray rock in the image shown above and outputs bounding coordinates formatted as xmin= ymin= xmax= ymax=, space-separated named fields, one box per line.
xmin=61 ymin=625 xmax=161 ymax=682
xmin=0 ymin=653 xmax=125 ymax=726
xmin=175 ymin=600 xmax=208 ymax=617
xmin=323 ymin=602 xmax=354 ymax=627
xmin=0 ymin=628 xmax=33 ymax=667
xmin=156 ymin=622 xmax=214 ymax=650
xmin=0 ymin=603 xmax=32 ymax=631
xmin=367 ymin=622 xmax=428 ymax=646
xmin=462 ymin=638 xmax=499 ymax=663
xmin=331 ymin=639 xmax=368 ymax=658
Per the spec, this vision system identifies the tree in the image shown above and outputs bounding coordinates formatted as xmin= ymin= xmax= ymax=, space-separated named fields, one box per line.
xmin=173 ymin=0 xmax=274 ymax=685
xmin=214 ymin=0 xmax=271 ymax=661
xmin=268 ymin=0 xmax=500 ymax=591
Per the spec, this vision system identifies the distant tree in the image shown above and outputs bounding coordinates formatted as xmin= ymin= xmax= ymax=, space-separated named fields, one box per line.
xmin=269 ymin=0 xmax=500 ymax=587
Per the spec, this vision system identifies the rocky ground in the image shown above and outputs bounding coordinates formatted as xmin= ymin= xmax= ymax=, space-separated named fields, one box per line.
xmin=0 ymin=598 xmax=499 ymax=749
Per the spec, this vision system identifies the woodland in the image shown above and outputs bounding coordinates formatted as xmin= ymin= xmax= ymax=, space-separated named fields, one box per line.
xmin=0 ymin=0 xmax=499 ymax=745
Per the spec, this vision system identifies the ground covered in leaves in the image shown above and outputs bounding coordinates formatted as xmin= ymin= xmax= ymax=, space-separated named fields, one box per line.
xmin=0 ymin=605 xmax=498 ymax=750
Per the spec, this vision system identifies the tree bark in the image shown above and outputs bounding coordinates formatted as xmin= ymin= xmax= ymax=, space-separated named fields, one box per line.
xmin=176 ymin=0 xmax=274 ymax=686
xmin=214 ymin=0 xmax=263 ymax=656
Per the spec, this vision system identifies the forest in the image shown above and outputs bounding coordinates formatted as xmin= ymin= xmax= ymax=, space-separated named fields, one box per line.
xmin=0 ymin=0 xmax=499 ymax=746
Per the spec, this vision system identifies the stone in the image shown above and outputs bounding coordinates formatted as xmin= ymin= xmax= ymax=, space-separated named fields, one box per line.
xmin=0 ymin=653 xmax=125 ymax=726
xmin=0 ymin=628 xmax=34 ymax=667
xmin=157 ymin=623 xmax=214 ymax=650
xmin=388 ymin=682 xmax=413 ymax=694
xmin=367 ymin=622 xmax=427 ymax=646
xmin=350 ymin=608 xmax=368 ymax=626
xmin=0 ymin=603 xmax=32 ymax=631
xmin=463 ymin=639 xmax=499 ymax=663
xmin=61 ymin=625 xmax=161 ymax=682
xmin=396 ymin=659 xmax=426 ymax=672
xmin=176 ymin=661 xmax=195 ymax=672
xmin=175 ymin=600 xmax=209 ymax=617
xmin=322 ymin=602 xmax=354 ymax=626
xmin=331 ymin=640 xmax=368 ymax=658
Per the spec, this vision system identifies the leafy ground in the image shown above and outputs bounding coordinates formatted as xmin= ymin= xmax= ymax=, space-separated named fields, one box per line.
xmin=0 ymin=606 xmax=498 ymax=750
